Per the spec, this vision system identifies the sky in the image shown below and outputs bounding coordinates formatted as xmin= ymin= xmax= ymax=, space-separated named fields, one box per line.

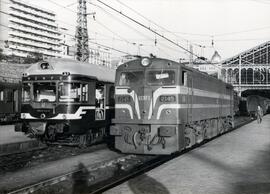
xmin=24 ymin=0 xmax=270 ymax=62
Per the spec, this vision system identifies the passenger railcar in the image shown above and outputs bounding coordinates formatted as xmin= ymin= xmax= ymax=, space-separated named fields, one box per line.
xmin=110 ymin=57 xmax=234 ymax=155
xmin=15 ymin=59 xmax=115 ymax=146
xmin=246 ymin=95 xmax=269 ymax=117
xmin=0 ymin=80 xmax=21 ymax=123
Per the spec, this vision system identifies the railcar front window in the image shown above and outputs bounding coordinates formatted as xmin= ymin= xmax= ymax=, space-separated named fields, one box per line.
xmin=59 ymin=83 xmax=81 ymax=102
xmin=147 ymin=70 xmax=175 ymax=85
xmin=33 ymin=82 xmax=56 ymax=102
xmin=118 ymin=71 xmax=143 ymax=86
xmin=22 ymin=83 xmax=31 ymax=102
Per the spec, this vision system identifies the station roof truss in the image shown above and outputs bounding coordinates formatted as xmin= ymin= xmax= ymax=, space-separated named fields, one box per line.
xmin=222 ymin=41 xmax=270 ymax=67
xmin=220 ymin=41 xmax=270 ymax=96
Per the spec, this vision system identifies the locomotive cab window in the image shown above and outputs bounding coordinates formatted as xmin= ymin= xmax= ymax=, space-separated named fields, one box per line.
xmin=34 ymin=82 xmax=56 ymax=102
xmin=95 ymin=83 xmax=105 ymax=120
xmin=146 ymin=70 xmax=175 ymax=85
xmin=118 ymin=71 xmax=143 ymax=86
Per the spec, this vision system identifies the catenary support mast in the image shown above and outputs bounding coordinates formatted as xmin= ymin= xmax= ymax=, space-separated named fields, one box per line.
xmin=75 ymin=0 xmax=89 ymax=62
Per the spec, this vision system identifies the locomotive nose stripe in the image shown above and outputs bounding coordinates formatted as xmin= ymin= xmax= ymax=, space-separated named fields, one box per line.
xmin=115 ymin=88 xmax=140 ymax=119
xmin=115 ymin=104 xmax=134 ymax=119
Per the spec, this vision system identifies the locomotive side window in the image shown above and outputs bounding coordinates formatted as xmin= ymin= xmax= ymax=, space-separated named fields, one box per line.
xmin=146 ymin=70 xmax=175 ymax=85
xmin=95 ymin=83 xmax=105 ymax=120
xmin=22 ymin=83 xmax=31 ymax=102
xmin=33 ymin=82 xmax=56 ymax=102
xmin=118 ymin=71 xmax=143 ymax=86
xmin=182 ymin=71 xmax=187 ymax=86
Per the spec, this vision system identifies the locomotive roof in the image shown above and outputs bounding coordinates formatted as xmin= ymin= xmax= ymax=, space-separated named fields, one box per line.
xmin=117 ymin=57 xmax=232 ymax=87
xmin=117 ymin=57 xmax=182 ymax=70
xmin=25 ymin=58 xmax=115 ymax=83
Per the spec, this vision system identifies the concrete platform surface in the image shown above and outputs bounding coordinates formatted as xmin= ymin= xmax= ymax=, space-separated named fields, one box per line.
xmin=0 ymin=125 xmax=31 ymax=145
xmin=0 ymin=125 xmax=44 ymax=156
xmin=105 ymin=115 xmax=270 ymax=194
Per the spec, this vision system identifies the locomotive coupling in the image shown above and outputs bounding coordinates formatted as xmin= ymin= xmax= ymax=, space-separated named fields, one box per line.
xmin=158 ymin=126 xmax=176 ymax=137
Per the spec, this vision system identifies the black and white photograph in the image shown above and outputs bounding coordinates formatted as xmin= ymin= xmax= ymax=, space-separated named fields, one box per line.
xmin=0 ymin=0 xmax=270 ymax=193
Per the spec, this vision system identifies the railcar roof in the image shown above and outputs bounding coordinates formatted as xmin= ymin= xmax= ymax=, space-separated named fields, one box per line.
xmin=25 ymin=58 xmax=115 ymax=83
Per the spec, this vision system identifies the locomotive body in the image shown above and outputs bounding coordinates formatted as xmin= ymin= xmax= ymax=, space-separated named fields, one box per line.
xmin=110 ymin=57 xmax=234 ymax=155
xmin=15 ymin=59 xmax=115 ymax=146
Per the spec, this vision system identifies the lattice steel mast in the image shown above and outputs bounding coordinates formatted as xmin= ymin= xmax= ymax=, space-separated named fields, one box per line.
xmin=75 ymin=0 xmax=89 ymax=62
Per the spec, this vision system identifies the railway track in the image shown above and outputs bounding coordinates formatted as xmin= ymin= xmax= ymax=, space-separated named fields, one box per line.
xmin=0 ymin=147 xmax=47 ymax=172
xmin=5 ymin=116 xmax=253 ymax=194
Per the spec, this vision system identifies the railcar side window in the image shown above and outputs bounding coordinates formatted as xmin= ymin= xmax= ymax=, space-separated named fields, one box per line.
xmin=22 ymin=83 xmax=31 ymax=102
xmin=95 ymin=83 xmax=105 ymax=120
xmin=81 ymin=84 xmax=88 ymax=102
xmin=182 ymin=71 xmax=187 ymax=86
xmin=0 ymin=90 xmax=3 ymax=101
xmin=6 ymin=90 xmax=13 ymax=102
xmin=59 ymin=83 xmax=81 ymax=102
xmin=146 ymin=70 xmax=175 ymax=85
xmin=118 ymin=71 xmax=143 ymax=86
xmin=33 ymin=82 xmax=56 ymax=102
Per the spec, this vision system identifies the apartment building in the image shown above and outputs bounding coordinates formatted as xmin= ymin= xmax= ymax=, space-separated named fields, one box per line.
xmin=0 ymin=0 xmax=62 ymax=59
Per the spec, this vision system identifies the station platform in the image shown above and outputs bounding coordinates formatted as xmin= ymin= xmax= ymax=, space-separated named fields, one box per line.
xmin=0 ymin=125 xmax=44 ymax=156
xmin=105 ymin=115 xmax=270 ymax=194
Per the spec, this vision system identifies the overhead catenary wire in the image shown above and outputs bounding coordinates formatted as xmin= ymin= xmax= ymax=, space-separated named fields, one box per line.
xmin=89 ymin=1 xmax=187 ymax=55
xmin=95 ymin=0 xmax=204 ymax=60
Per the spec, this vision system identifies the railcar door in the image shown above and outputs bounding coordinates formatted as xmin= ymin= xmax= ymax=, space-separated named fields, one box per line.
xmin=95 ymin=82 xmax=105 ymax=120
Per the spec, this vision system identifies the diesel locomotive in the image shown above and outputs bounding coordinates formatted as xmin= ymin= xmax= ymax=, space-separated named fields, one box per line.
xmin=110 ymin=57 xmax=234 ymax=155
xmin=15 ymin=58 xmax=115 ymax=146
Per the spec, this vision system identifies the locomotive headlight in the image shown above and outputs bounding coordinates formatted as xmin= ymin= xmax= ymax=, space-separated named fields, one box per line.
xmin=62 ymin=72 xmax=70 ymax=76
xmin=118 ymin=96 xmax=131 ymax=103
xmin=141 ymin=58 xmax=151 ymax=67
xmin=159 ymin=95 xmax=176 ymax=102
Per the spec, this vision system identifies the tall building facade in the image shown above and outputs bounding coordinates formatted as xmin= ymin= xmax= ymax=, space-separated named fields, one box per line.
xmin=0 ymin=0 xmax=62 ymax=59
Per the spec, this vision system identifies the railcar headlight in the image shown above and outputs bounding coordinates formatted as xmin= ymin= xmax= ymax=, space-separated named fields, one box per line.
xmin=62 ymin=114 xmax=67 ymax=120
xmin=21 ymin=113 xmax=26 ymax=119
xmin=141 ymin=58 xmax=151 ymax=67
xmin=159 ymin=95 xmax=176 ymax=102
xmin=118 ymin=96 xmax=131 ymax=103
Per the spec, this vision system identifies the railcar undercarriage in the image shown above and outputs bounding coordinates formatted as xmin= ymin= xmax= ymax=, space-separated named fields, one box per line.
xmin=20 ymin=122 xmax=107 ymax=147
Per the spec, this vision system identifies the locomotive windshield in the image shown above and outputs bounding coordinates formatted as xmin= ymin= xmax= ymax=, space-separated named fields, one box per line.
xmin=146 ymin=70 xmax=175 ymax=85
xmin=118 ymin=71 xmax=143 ymax=86
xmin=33 ymin=82 xmax=56 ymax=102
